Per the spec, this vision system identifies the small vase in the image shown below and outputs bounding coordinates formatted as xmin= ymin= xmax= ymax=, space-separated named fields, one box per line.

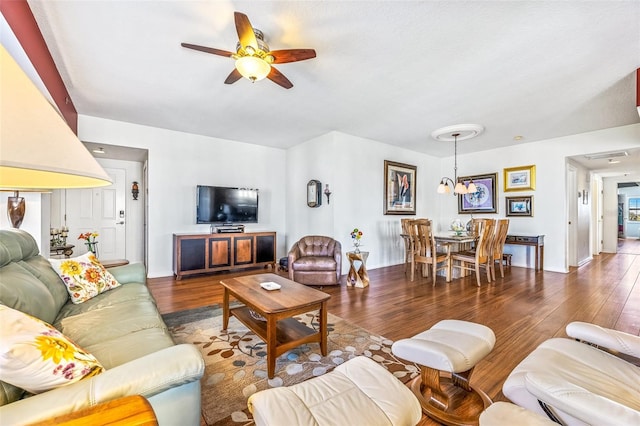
xmin=353 ymin=242 xmax=361 ymax=254
xmin=85 ymin=242 xmax=99 ymax=258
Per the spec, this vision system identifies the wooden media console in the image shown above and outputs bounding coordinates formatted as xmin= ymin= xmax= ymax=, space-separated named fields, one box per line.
xmin=173 ymin=231 xmax=276 ymax=279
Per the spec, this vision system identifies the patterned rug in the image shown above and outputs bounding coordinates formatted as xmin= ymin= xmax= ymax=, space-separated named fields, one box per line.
xmin=162 ymin=305 xmax=419 ymax=426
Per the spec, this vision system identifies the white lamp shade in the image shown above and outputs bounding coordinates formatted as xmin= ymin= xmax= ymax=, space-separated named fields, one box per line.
xmin=235 ymin=56 xmax=271 ymax=81
xmin=467 ymin=181 xmax=477 ymax=193
xmin=0 ymin=45 xmax=111 ymax=190
xmin=454 ymin=182 xmax=467 ymax=194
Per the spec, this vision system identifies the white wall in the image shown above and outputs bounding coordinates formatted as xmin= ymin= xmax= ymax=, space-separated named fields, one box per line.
xmin=286 ymin=131 xmax=440 ymax=273
xmin=78 ymin=115 xmax=288 ymax=278
xmin=436 ymin=123 xmax=640 ymax=272
xmin=76 ymin=115 xmax=639 ymax=277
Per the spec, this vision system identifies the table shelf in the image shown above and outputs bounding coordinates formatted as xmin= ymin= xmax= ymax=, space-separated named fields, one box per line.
xmin=231 ymin=306 xmax=318 ymax=350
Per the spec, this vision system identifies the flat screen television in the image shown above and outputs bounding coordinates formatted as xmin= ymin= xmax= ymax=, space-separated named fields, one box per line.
xmin=196 ymin=185 xmax=259 ymax=224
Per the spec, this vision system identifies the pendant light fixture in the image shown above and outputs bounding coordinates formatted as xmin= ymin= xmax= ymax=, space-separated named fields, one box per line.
xmin=431 ymin=124 xmax=484 ymax=195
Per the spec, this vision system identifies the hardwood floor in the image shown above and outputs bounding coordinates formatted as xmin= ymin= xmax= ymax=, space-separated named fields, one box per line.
xmin=148 ymin=238 xmax=640 ymax=405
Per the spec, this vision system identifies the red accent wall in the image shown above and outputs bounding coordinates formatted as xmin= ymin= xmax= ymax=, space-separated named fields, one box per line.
xmin=1 ymin=0 xmax=78 ymax=133
xmin=637 ymin=68 xmax=640 ymax=108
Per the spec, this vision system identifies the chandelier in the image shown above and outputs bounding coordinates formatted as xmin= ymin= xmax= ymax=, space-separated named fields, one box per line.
xmin=431 ymin=124 xmax=484 ymax=195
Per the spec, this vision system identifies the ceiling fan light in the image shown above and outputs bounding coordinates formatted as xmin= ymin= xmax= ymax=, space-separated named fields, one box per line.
xmin=235 ymin=56 xmax=271 ymax=82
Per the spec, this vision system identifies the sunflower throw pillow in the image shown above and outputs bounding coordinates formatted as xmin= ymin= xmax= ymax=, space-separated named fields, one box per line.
xmin=0 ymin=305 xmax=104 ymax=394
xmin=49 ymin=252 xmax=121 ymax=304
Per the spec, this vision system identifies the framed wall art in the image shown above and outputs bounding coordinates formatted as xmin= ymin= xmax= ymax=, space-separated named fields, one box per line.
xmin=506 ymin=195 xmax=533 ymax=217
xmin=504 ymin=165 xmax=536 ymax=192
xmin=457 ymin=173 xmax=498 ymax=214
xmin=383 ymin=160 xmax=416 ymax=215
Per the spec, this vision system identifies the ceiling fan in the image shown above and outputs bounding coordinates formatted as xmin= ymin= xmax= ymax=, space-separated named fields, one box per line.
xmin=181 ymin=12 xmax=316 ymax=89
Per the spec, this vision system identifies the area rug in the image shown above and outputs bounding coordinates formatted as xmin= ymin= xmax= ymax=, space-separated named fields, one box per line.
xmin=163 ymin=305 xmax=419 ymax=426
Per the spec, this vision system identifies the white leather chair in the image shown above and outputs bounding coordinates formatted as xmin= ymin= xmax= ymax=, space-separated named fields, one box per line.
xmin=502 ymin=321 xmax=640 ymax=425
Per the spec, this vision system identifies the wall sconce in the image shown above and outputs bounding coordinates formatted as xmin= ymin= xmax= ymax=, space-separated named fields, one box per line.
xmin=324 ymin=184 xmax=332 ymax=204
xmin=132 ymin=182 xmax=139 ymax=200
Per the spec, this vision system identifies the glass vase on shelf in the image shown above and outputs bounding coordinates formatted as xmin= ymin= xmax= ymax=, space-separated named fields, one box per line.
xmin=353 ymin=241 xmax=361 ymax=254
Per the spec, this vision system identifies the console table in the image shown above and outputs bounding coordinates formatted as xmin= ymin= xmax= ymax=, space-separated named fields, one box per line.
xmin=51 ymin=244 xmax=74 ymax=258
xmin=505 ymin=234 xmax=544 ymax=271
xmin=173 ymin=232 xmax=276 ymax=279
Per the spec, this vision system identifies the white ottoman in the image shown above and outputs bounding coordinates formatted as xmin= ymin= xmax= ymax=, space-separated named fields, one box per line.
xmin=479 ymin=402 xmax=557 ymax=426
xmin=391 ymin=320 xmax=496 ymax=426
xmin=247 ymin=356 xmax=422 ymax=426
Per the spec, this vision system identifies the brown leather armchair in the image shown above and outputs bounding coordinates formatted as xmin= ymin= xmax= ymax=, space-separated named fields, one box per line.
xmin=288 ymin=235 xmax=342 ymax=286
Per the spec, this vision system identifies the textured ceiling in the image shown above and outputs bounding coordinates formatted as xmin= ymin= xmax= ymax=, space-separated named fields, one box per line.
xmin=27 ymin=1 xmax=640 ymax=172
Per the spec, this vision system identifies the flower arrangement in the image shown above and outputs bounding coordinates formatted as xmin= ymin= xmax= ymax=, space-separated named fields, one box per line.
xmin=78 ymin=232 xmax=99 ymax=256
xmin=350 ymin=228 xmax=363 ymax=252
xmin=450 ymin=219 xmax=465 ymax=236
xmin=78 ymin=232 xmax=99 ymax=243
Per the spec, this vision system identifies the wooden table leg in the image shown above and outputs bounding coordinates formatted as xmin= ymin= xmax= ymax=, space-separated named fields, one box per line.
xmin=540 ymin=245 xmax=544 ymax=271
xmin=267 ymin=314 xmax=276 ymax=378
xmin=222 ymin=288 xmax=229 ymax=331
xmin=319 ymin=301 xmax=328 ymax=356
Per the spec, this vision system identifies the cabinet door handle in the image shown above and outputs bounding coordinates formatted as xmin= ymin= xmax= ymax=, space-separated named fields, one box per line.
xmin=117 ymin=221 xmax=125 ymax=225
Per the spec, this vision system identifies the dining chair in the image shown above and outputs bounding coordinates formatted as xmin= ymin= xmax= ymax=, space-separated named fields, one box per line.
xmin=400 ymin=218 xmax=414 ymax=274
xmin=469 ymin=218 xmax=491 ymax=237
xmin=408 ymin=219 xmax=451 ymax=285
xmin=403 ymin=218 xmax=429 ymax=276
xmin=490 ymin=219 xmax=510 ymax=280
xmin=450 ymin=219 xmax=496 ymax=286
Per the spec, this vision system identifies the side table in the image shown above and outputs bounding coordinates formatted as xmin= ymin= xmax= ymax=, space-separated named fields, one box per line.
xmin=347 ymin=251 xmax=369 ymax=288
xmin=50 ymin=244 xmax=74 ymax=258
xmin=101 ymin=259 xmax=130 ymax=268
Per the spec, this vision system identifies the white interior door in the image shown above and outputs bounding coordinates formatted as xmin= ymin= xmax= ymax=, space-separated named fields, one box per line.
xmin=66 ymin=168 xmax=126 ymax=259
xmin=567 ymin=165 xmax=578 ymax=267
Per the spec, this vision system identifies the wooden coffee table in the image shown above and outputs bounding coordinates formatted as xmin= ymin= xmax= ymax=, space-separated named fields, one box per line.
xmin=220 ymin=273 xmax=331 ymax=378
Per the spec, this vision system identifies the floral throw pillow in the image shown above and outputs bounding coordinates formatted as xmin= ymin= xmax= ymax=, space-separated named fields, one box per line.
xmin=49 ymin=252 xmax=121 ymax=304
xmin=0 ymin=305 xmax=104 ymax=394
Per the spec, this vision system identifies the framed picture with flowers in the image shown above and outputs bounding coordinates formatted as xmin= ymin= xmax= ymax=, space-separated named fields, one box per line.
xmin=384 ymin=160 xmax=416 ymax=215
xmin=457 ymin=173 xmax=498 ymax=214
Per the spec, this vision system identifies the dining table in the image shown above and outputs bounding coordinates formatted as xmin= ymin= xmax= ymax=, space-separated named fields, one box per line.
xmin=434 ymin=233 xmax=478 ymax=250
xmin=434 ymin=233 xmax=479 ymax=279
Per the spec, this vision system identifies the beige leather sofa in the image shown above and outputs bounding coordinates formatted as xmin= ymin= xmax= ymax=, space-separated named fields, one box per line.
xmin=288 ymin=235 xmax=342 ymax=285
xmin=0 ymin=229 xmax=204 ymax=425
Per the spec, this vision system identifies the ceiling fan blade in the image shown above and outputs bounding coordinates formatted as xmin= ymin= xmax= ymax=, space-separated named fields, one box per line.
xmin=270 ymin=49 xmax=317 ymax=64
xmin=181 ymin=43 xmax=234 ymax=57
xmin=267 ymin=66 xmax=293 ymax=89
xmin=224 ymin=69 xmax=243 ymax=85
xmin=234 ymin=12 xmax=258 ymax=50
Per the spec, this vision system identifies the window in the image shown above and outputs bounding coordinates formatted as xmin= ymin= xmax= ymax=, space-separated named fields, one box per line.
xmin=630 ymin=198 xmax=640 ymax=221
